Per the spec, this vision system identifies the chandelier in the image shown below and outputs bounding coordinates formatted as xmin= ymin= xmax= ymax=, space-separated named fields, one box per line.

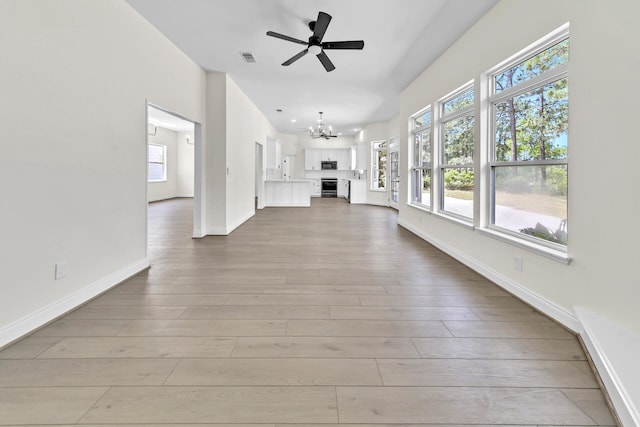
xmin=309 ymin=111 xmax=336 ymax=139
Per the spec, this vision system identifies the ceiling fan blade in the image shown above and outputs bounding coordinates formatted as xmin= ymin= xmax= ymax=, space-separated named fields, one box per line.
xmin=313 ymin=12 xmax=332 ymax=41
xmin=322 ymin=40 xmax=365 ymax=50
xmin=282 ymin=49 xmax=308 ymax=66
xmin=317 ymin=50 xmax=335 ymax=72
xmin=266 ymin=31 xmax=308 ymax=46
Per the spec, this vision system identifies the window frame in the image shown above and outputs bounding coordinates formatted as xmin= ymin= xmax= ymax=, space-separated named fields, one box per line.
xmin=436 ymin=83 xmax=475 ymax=222
xmin=371 ymin=140 xmax=388 ymax=192
xmin=410 ymin=108 xmax=432 ymax=209
xmin=486 ymin=26 xmax=569 ymax=251
xmin=148 ymin=143 xmax=167 ymax=183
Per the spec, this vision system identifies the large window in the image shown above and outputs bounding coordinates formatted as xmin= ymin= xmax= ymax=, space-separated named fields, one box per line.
xmin=438 ymin=85 xmax=475 ymax=220
xmin=148 ymin=143 xmax=166 ymax=182
xmin=371 ymin=140 xmax=387 ymax=191
xmin=489 ymin=34 xmax=569 ymax=248
xmin=411 ymin=109 xmax=432 ymax=207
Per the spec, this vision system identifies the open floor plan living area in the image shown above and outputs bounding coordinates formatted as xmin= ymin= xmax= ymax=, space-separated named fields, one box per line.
xmin=2 ymin=0 xmax=639 ymax=425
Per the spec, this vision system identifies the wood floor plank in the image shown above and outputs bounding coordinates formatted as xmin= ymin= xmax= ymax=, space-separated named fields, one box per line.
xmin=286 ymin=320 xmax=452 ymax=337
xmin=376 ymin=358 xmax=598 ymax=387
xmin=358 ymin=294 xmax=525 ymax=307
xmin=411 ymin=337 xmax=587 ymax=360
xmin=0 ymin=387 xmax=108 ymax=425
xmin=0 ymin=336 xmax=61 ymax=359
xmin=38 ymin=336 xmax=237 ymax=358
xmin=80 ymin=386 xmax=338 ymax=424
xmin=336 ymin=386 xmax=596 ymax=424
xmin=180 ymin=305 xmax=330 ymax=320
xmin=32 ymin=319 xmax=129 ymax=337
xmin=329 ymin=306 xmax=479 ymax=321
xmin=225 ymin=294 xmax=361 ymax=306
xmin=0 ymin=358 xmax=178 ymax=386
xmin=89 ymin=294 xmax=229 ymax=306
xmin=116 ymin=319 xmax=287 ymax=336
xmin=443 ymin=320 xmax=575 ymax=338
xmin=65 ymin=305 xmax=187 ymax=320
xmin=231 ymin=337 xmax=420 ymax=358
xmin=166 ymin=358 xmax=382 ymax=386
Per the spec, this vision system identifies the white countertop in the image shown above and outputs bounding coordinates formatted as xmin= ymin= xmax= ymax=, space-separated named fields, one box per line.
xmin=265 ymin=179 xmax=311 ymax=183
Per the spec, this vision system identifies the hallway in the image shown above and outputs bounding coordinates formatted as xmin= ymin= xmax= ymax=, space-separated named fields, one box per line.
xmin=0 ymin=198 xmax=617 ymax=425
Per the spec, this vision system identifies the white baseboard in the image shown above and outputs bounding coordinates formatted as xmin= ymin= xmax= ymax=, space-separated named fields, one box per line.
xmin=397 ymin=218 xmax=579 ymax=331
xmin=0 ymin=258 xmax=149 ymax=349
xmin=576 ymin=307 xmax=639 ymax=427
xmin=207 ymin=211 xmax=254 ymax=236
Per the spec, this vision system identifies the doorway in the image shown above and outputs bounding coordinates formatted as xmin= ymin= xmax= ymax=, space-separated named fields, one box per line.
xmin=255 ymin=142 xmax=264 ymax=209
xmin=389 ymin=139 xmax=400 ymax=210
xmin=146 ymin=102 xmax=202 ymax=259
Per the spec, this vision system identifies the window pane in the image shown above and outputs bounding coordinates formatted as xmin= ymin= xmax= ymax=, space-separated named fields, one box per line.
xmin=444 ymin=114 xmax=474 ymax=165
xmin=148 ymin=144 xmax=164 ymax=162
xmin=413 ymin=132 xmax=420 ymax=167
xmin=493 ymin=165 xmax=567 ymax=245
xmin=412 ymin=169 xmax=431 ymax=207
xmin=494 ymin=78 xmax=568 ymax=162
xmin=442 ymin=167 xmax=474 ymax=219
xmin=421 ymin=129 xmax=431 ymax=165
xmin=443 ymin=88 xmax=474 ymax=115
xmin=414 ymin=110 xmax=431 ymax=129
xmin=372 ymin=146 xmax=387 ymax=190
xmin=148 ymin=163 xmax=165 ymax=181
xmin=495 ymin=38 xmax=569 ymax=93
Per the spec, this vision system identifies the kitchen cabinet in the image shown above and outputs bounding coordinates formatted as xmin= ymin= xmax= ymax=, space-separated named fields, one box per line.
xmin=264 ymin=180 xmax=311 ymax=207
xmin=266 ymin=138 xmax=281 ymax=169
xmin=309 ymin=179 xmax=321 ymax=196
xmin=304 ymin=149 xmax=322 ymax=170
xmin=305 ymin=148 xmax=352 ymax=170
xmin=338 ymin=179 xmax=348 ymax=198
xmin=349 ymin=179 xmax=367 ymax=204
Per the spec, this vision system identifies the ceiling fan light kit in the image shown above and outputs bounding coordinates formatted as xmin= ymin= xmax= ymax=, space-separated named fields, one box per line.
xmin=266 ymin=11 xmax=364 ymax=72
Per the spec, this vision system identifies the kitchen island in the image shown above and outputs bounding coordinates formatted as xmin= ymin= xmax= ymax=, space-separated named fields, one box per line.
xmin=264 ymin=180 xmax=311 ymax=207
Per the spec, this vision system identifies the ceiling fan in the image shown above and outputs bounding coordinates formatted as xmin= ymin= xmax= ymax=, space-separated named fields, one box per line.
xmin=266 ymin=11 xmax=364 ymax=72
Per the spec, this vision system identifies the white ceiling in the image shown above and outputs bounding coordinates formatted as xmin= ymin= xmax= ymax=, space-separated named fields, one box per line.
xmin=127 ymin=0 xmax=497 ymax=136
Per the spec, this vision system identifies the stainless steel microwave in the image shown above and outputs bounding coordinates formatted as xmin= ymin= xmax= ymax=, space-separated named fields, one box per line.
xmin=321 ymin=161 xmax=338 ymax=170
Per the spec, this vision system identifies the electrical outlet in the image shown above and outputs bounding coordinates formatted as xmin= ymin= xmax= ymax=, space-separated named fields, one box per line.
xmin=55 ymin=262 xmax=67 ymax=280
xmin=514 ymin=257 xmax=523 ymax=272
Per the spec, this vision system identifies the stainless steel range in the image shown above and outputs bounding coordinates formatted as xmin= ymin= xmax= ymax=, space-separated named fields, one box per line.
xmin=321 ymin=178 xmax=338 ymax=198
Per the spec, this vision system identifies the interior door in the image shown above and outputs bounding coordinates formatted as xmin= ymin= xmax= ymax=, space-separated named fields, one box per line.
xmin=389 ymin=148 xmax=399 ymax=209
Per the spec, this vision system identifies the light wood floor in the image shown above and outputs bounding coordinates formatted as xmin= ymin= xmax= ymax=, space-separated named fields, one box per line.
xmin=0 ymin=197 xmax=617 ymax=426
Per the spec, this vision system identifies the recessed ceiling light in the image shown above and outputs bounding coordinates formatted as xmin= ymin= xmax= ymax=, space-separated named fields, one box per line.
xmin=291 ymin=119 xmax=296 ymax=123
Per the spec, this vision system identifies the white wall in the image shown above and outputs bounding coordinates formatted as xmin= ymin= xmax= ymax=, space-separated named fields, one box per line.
xmin=392 ymin=0 xmax=640 ymax=424
xmin=205 ymin=73 xmax=278 ymax=234
xmin=148 ymin=127 xmax=178 ymax=202
xmin=0 ymin=0 xmax=205 ymax=346
xmin=176 ymin=130 xmax=195 ymax=197
xmin=147 ymin=127 xmax=194 ymax=202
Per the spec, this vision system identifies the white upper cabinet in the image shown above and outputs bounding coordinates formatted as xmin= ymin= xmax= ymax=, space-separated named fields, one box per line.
xmin=305 ymin=148 xmax=353 ymax=170
xmin=304 ymin=149 xmax=322 ymax=170
xmin=266 ymin=138 xmax=281 ymax=169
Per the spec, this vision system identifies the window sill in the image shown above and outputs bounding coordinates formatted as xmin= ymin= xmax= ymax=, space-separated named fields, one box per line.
xmin=370 ymin=189 xmax=387 ymax=192
xmin=433 ymin=211 xmax=475 ymax=230
xmin=477 ymin=227 xmax=572 ymax=265
xmin=407 ymin=203 xmax=474 ymax=231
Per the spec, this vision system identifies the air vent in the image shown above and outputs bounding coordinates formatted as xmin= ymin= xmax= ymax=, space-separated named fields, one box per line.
xmin=239 ymin=52 xmax=256 ymax=63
